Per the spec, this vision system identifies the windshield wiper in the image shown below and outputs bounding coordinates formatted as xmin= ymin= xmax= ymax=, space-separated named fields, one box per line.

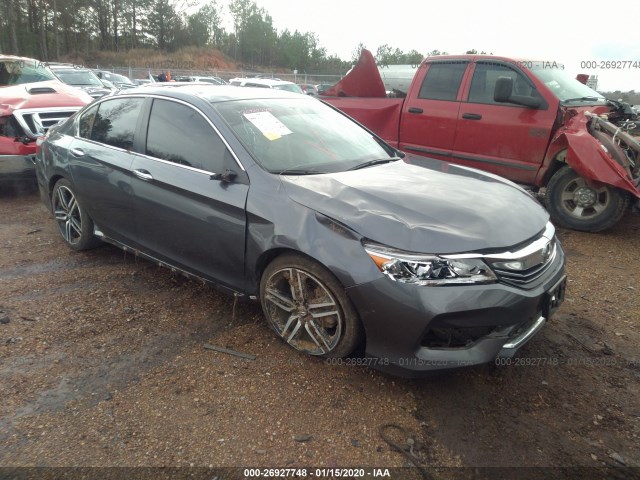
xmin=276 ymin=168 xmax=322 ymax=175
xmin=347 ymin=157 xmax=401 ymax=171
xmin=562 ymin=96 xmax=600 ymax=103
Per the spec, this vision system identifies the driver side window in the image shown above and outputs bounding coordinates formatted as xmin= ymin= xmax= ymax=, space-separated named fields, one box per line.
xmin=468 ymin=63 xmax=541 ymax=105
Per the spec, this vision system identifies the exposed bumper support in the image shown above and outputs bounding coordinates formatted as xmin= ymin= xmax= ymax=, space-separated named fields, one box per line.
xmin=499 ymin=315 xmax=547 ymax=354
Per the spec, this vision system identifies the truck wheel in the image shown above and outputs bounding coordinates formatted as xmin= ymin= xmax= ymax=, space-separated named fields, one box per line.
xmin=545 ymin=166 xmax=629 ymax=232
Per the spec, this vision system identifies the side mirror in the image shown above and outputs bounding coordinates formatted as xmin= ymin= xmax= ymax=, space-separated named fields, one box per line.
xmin=210 ymin=169 xmax=237 ymax=183
xmin=494 ymin=76 xmax=541 ymax=109
xmin=494 ymin=76 xmax=513 ymax=103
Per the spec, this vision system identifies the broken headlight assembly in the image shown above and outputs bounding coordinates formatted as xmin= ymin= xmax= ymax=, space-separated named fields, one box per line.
xmin=364 ymin=242 xmax=497 ymax=286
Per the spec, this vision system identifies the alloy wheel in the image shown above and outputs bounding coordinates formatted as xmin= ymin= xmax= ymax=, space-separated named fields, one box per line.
xmin=53 ymin=185 xmax=83 ymax=245
xmin=263 ymin=267 xmax=343 ymax=355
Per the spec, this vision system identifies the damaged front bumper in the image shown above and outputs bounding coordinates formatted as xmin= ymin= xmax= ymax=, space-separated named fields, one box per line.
xmin=0 ymin=154 xmax=37 ymax=183
xmin=345 ymin=244 xmax=566 ymax=377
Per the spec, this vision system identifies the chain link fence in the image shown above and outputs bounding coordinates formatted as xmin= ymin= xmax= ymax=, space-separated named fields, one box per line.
xmin=95 ymin=65 xmax=343 ymax=86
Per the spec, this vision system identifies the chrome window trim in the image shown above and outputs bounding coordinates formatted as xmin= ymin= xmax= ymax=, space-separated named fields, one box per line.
xmin=129 ymin=151 xmax=220 ymax=176
xmin=76 ymin=93 xmax=246 ymax=173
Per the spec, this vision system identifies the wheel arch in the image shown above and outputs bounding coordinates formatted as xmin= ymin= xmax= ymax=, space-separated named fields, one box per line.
xmin=540 ymin=149 xmax=567 ymax=187
xmin=254 ymin=248 xmax=344 ymax=292
xmin=46 ymin=174 xmax=69 ymax=212
xmin=49 ymin=173 xmax=67 ymax=194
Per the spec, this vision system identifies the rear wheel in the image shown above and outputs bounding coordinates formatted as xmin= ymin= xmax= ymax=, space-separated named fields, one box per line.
xmin=545 ymin=166 xmax=629 ymax=232
xmin=260 ymin=253 xmax=363 ymax=358
xmin=52 ymin=179 xmax=101 ymax=250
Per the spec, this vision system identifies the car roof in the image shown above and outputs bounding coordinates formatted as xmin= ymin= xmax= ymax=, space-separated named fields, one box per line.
xmin=114 ymin=83 xmax=306 ymax=103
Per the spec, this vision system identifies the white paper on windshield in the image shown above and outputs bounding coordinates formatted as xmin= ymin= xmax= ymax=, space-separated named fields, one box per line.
xmin=243 ymin=111 xmax=292 ymax=141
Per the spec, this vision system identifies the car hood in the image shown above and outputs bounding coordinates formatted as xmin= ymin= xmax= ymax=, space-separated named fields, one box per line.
xmin=0 ymin=80 xmax=93 ymax=108
xmin=281 ymin=157 xmax=549 ymax=254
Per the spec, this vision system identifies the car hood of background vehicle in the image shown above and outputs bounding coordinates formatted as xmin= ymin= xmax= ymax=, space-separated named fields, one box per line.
xmin=282 ymin=157 xmax=549 ymax=254
xmin=0 ymin=81 xmax=93 ymax=108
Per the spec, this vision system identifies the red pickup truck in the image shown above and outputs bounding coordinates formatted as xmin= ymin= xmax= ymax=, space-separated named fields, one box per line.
xmin=1 ymin=55 xmax=91 ymax=187
xmin=322 ymin=50 xmax=640 ymax=232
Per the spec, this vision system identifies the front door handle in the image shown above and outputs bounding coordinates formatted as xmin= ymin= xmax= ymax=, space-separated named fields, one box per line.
xmin=462 ymin=113 xmax=482 ymax=120
xmin=70 ymin=148 xmax=85 ymax=157
xmin=408 ymin=107 xmax=423 ymax=114
xmin=133 ymin=169 xmax=153 ymax=181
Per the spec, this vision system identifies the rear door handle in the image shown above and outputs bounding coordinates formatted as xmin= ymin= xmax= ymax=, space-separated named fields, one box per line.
xmin=70 ymin=148 xmax=85 ymax=157
xmin=462 ymin=113 xmax=482 ymax=120
xmin=133 ymin=169 xmax=153 ymax=181
xmin=408 ymin=107 xmax=423 ymax=114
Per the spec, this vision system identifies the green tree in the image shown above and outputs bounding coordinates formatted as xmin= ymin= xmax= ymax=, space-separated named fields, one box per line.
xmin=147 ymin=0 xmax=182 ymax=50
xmin=404 ymin=49 xmax=423 ymax=65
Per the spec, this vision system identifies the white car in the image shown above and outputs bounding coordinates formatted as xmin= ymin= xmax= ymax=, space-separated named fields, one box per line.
xmin=229 ymin=77 xmax=304 ymax=94
xmin=176 ymin=75 xmax=227 ymax=85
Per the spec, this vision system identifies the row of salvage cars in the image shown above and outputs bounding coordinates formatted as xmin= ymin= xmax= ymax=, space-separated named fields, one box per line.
xmin=4 ymin=55 xmax=567 ymax=376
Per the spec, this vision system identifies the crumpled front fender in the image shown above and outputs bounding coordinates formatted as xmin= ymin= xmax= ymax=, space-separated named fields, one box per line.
xmin=561 ymin=111 xmax=639 ymax=198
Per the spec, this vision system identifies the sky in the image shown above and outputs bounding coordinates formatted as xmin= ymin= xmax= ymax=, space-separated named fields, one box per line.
xmin=213 ymin=0 xmax=640 ymax=92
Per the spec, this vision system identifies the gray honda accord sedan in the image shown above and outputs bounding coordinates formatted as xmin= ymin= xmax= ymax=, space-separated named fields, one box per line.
xmin=35 ymin=84 xmax=566 ymax=376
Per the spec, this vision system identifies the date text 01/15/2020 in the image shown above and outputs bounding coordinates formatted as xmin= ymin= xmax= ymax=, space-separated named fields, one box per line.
xmin=243 ymin=468 xmax=391 ymax=477
xmin=494 ymin=357 xmax=619 ymax=367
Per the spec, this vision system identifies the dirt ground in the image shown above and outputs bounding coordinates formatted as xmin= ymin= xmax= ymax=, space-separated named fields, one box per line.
xmin=0 ymin=189 xmax=639 ymax=478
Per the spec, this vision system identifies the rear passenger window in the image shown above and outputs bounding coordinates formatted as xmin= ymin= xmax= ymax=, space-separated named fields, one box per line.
xmin=90 ymin=97 xmax=143 ymax=150
xmin=469 ymin=63 xmax=540 ymax=105
xmin=146 ymin=99 xmax=232 ymax=173
xmin=418 ymin=62 xmax=467 ymax=101
xmin=78 ymin=104 xmax=99 ymax=139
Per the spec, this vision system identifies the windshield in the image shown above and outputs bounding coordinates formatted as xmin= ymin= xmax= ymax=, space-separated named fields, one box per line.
xmin=274 ymin=83 xmax=304 ymax=94
xmin=529 ymin=64 xmax=606 ymax=105
xmin=55 ymin=70 xmax=103 ymax=87
xmin=214 ymin=98 xmax=393 ymax=173
xmin=0 ymin=59 xmax=57 ymax=86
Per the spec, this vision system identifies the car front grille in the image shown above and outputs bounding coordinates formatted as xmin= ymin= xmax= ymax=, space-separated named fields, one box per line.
xmin=490 ymin=239 xmax=557 ymax=288
xmin=480 ymin=223 xmax=559 ymax=289
xmin=13 ymin=108 xmax=81 ymax=138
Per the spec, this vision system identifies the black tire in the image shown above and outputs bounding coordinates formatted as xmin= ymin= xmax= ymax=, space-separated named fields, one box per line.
xmin=260 ymin=253 xmax=363 ymax=358
xmin=51 ymin=178 xmax=101 ymax=250
xmin=545 ymin=166 xmax=629 ymax=232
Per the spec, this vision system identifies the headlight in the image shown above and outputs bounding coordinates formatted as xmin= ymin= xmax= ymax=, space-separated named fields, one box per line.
xmin=364 ymin=242 xmax=497 ymax=286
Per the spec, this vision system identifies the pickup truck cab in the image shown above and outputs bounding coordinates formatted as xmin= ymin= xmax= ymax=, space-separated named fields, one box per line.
xmin=323 ymin=50 xmax=640 ymax=232
xmin=1 ymin=55 xmax=92 ymax=186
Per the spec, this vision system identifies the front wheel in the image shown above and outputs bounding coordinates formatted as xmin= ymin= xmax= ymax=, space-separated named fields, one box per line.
xmin=52 ymin=178 xmax=101 ymax=250
xmin=545 ymin=166 xmax=629 ymax=232
xmin=260 ymin=253 xmax=363 ymax=358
